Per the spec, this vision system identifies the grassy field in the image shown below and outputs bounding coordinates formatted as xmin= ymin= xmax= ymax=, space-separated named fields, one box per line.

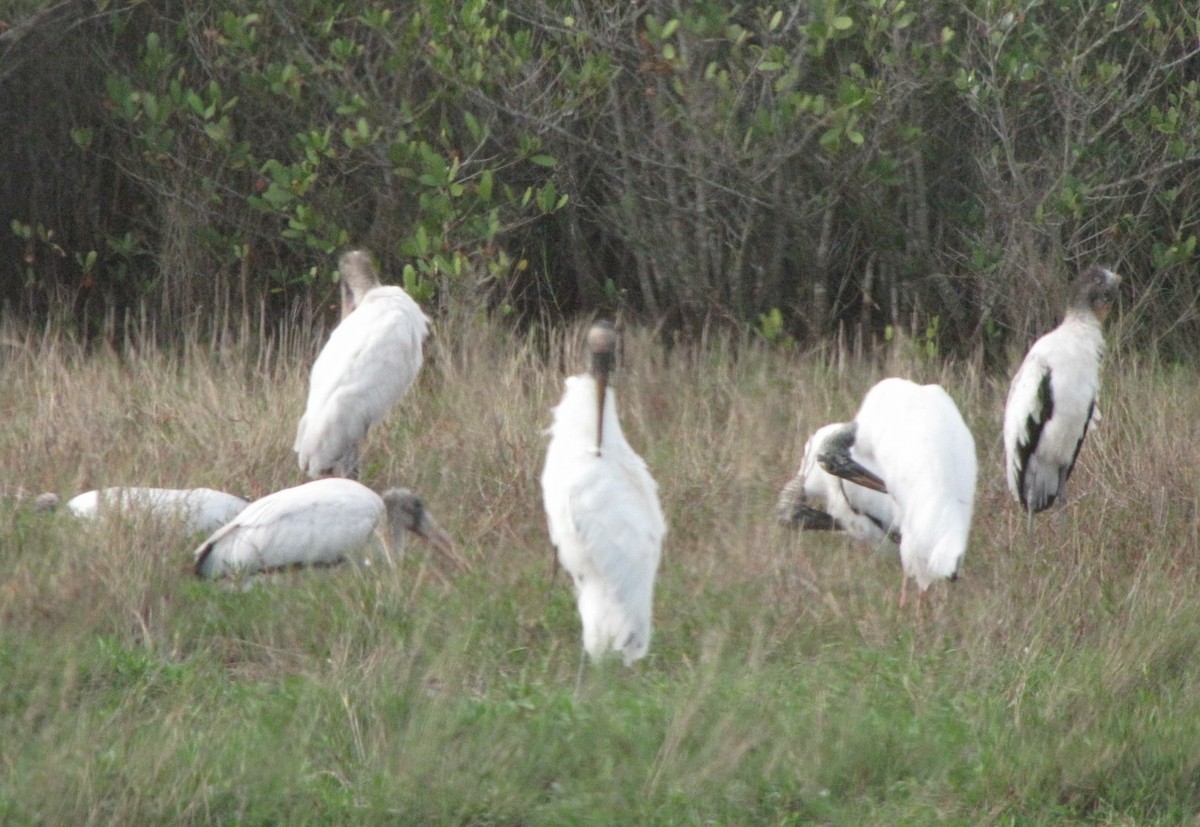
xmin=2 ymin=312 xmax=1199 ymax=825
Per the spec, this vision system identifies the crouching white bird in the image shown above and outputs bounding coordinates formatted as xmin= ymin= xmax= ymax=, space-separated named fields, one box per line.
xmin=815 ymin=378 xmax=977 ymax=609
xmin=777 ymin=422 xmax=898 ymax=548
xmin=1004 ymin=265 xmax=1121 ymax=521
xmin=540 ymin=321 xmax=667 ymax=666
xmin=38 ymin=487 xmax=249 ymax=535
xmin=193 ymin=477 xmax=462 ymax=580
xmin=294 ymin=250 xmax=431 ymax=479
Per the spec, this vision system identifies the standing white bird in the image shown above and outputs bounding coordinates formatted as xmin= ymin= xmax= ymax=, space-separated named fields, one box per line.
xmin=294 ymin=250 xmax=431 ymax=479
xmin=540 ymin=321 xmax=667 ymax=666
xmin=63 ymin=486 xmax=250 ymax=534
xmin=193 ymin=477 xmax=461 ymax=580
xmin=777 ymin=422 xmax=898 ymax=548
xmin=1004 ymin=265 xmax=1121 ymax=520
xmin=815 ymin=378 xmax=977 ymax=609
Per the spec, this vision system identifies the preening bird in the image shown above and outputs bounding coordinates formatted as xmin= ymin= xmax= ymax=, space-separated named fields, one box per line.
xmin=540 ymin=321 xmax=667 ymax=666
xmin=193 ymin=477 xmax=461 ymax=580
xmin=1004 ymin=265 xmax=1121 ymax=521
xmin=39 ymin=487 xmax=249 ymax=534
xmin=815 ymin=378 xmax=977 ymax=609
xmin=294 ymin=250 xmax=431 ymax=479
xmin=777 ymin=422 xmax=898 ymax=548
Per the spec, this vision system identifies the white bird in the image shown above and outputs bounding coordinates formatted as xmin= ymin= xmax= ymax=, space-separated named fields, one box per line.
xmin=1004 ymin=265 xmax=1121 ymax=520
xmin=777 ymin=422 xmax=898 ymax=548
xmin=38 ymin=487 xmax=249 ymax=534
xmin=294 ymin=250 xmax=431 ymax=479
xmin=540 ymin=321 xmax=667 ymax=666
xmin=193 ymin=477 xmax=462 ymax=580
xmin=815 ymin=378 xmax=977 ymax=609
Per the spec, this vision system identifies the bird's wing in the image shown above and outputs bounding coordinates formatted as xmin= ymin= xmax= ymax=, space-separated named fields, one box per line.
xmin=1003 ymin=349 xmax=1054 ymax=509
xmin=565 ymin=452 xmax=665 ymax=601
xmin=194 ymin=481 xmax=381 ymax=577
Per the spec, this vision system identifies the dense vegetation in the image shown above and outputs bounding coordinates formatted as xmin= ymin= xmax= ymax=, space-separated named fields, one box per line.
xmin=2 ymin=1 xmax=1198 ymax=356
xmin=2 ymin=316 xmax=1199 ymax=824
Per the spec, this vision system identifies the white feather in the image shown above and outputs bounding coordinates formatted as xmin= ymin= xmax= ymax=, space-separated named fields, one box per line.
xmin=541 ymin=374 xmax=666 ymax=666
xmin=295 ymin=285 xmax=429 ymax=477
xmin=65 ymin=486 xmax=249 ymax=534
xmin=850 ymin=378 xmax=977 ymax=593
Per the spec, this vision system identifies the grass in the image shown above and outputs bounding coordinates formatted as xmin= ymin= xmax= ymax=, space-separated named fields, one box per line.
xmin=2 ymin=312 xmax=1200 ymax=824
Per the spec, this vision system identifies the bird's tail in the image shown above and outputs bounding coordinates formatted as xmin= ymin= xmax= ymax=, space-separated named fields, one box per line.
xmin=578 ymin=586 xmax=650 ymax=666
xmin=193 ymin=540 xmax=216 ymax=578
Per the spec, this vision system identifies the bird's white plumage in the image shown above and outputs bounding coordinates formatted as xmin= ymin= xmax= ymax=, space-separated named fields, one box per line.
xmin=65 ymin=487 xmax=249 ymax=534
xmin=844 ymin=378 xmax=976 ymax=594
xmin=778 ymin=423 xmax=898 ymax=547
xmin=1003 ymin=316 xmax=1103 ymax=514
xmin=295 ymin=278 xmax=429 ymax=478
xmin=541 ymin=374 xmax=666 ymax=666
xmin=193 ymin=478 xmax=385 ymax=579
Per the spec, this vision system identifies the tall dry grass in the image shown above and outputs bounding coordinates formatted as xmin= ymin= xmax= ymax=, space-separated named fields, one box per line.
xmin=2 ymin=310 xmax=1199 ymax=824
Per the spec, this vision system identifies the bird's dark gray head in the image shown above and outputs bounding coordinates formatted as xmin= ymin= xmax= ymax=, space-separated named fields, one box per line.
xmin=380 ymin=488 xmax=465 ymax=570
xmin=338 ymin=249 xmax=383 ymax=318
xmin=1072 ymin=265 xmax=1121 ymax=321
xmin=815 ymin=422 xmax=889 ymax=494
xmin=33 ymin=492 xmax=62 ymax=513
xmin=587 ymin=320 xmax=617 ymax=379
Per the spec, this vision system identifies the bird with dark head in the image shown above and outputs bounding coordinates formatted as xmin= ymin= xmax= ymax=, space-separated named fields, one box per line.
xmin=295 ymin=249 xmax=431 ymax=479
xmin=1004 ymin=265 xmax=1121 ymax=522
xmin=541 ymin=321 xmax=666 ymax=667
xmin=193 ymin=478 xmax=463 ymax=580
xmin=804 ymin=378 xmax=976 ymax=612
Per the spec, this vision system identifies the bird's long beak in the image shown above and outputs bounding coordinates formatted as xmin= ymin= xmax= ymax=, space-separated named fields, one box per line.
xmin=593 ymin=369 xmax=608 ymax=456
xmin=416 ymin=513 xmax=469 ymax=572
xmin=835 ymin=464 xmax=888 ymax=493
xmin=339 ymin=279 xmax=358 ymax=319
xmin=587 ymin=322 xmax=617 ymax=457
xmin=816 ymin=424 xmax=889 ymax=493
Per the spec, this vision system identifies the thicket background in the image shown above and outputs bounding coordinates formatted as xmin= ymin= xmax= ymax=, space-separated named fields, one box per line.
xmin=1 ymin=0 xmax=1198 ymax=358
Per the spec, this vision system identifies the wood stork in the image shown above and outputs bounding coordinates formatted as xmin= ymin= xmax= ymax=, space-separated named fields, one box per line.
xmin=1004 ymin=265 xmax=1121 ymax=521
xmin=32 ymin=487 xmax=248 ymax=534
xmin=815 ymin=378 xmax=977 ymax=609
xmin=540 ymin=321 xmax=667 ymax=666
xmin=294 ymin=250 xmax=431 ymax=479
xmin=193 ymin=477 xmax=462 ymax=580
xmin=777 ymin=422 xmax=899 ymax=547
xmin=60 ymin=486 xmax=250 ymax=534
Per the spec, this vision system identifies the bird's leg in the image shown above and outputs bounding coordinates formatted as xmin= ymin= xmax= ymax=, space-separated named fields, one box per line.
xmin=898 ymin=572 xmax=908 ymax=609
xmin=915 ymin=588 xmax=929 ymax=622
xmin=574 ymin=647 xmax=588 ymax=697
xmin=544 ymin=546 xmax=562 ymax=608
